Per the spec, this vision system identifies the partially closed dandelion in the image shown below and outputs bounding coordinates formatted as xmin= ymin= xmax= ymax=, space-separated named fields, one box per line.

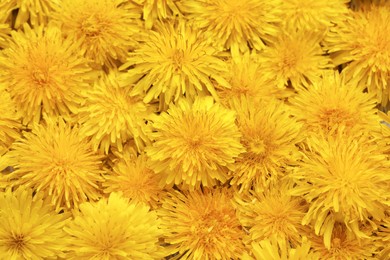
xmin=77 ymin=71 xmax=152 ymax=154
xmin=7 ymin=117 xmax=104 ymax=212
xmin=146 ymin=96 xmax=244 ymax=189
xmin=159 ymin=188 xmax=246 ymax=259
xmin=0 ymin=24 xmax=95 ymax=126
xmin=326 ymin=2 xmax=390 ymax=106
xmin=53 ymin=0 xmax=142 ymax=68
xmin=65 ymin=192 xmax=163 ymax=259
xmin=122 ymin=19 xmax=230 ymax=107
xmin=0 ymin=187 xmax=70 ymax=259
xmin=290 ymin=131 xmax=390 ymax=249
xmin=178 ymin=0 xmax=281 ymax=56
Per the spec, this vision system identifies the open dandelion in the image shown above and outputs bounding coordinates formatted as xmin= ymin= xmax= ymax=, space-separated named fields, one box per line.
xmin=0 ymin=24 xmax=95 ymax=126
xmin=234 ymin=180 xmax=308 ymax=247
xmin=228 ymin=97 xmax=302 ymax=192
xmin=7 ymin=117 xmax=104 ymax=212
xmin=290 ymin=131 xmax=390 ymax=249
xmin=65 ymin=192 xmax=163 ymax=259
xmin=326 ymin=2 xmax=390 ymax=106
xmin=146 ymin=96 xmax=244 ymax=189
xmin=53 ymin=0 xmax=142 ymax=68
xmin=121 ymin=19 xmax=230 ymax=107
xmin=77 ymin=71 xmax=152 ymax=154
xmin=178 ymin=0 xmax=281 ymax=56
xmin=258 ymin=30 xmax=331 ymax=89
xmin=216 ymin=52 xmax=289 ymax=104
xmin=289 ymin=71 xmax=380 ymax=136
xmin=0 ymin=187 xmax=70 ymax=259
xmin=159 ymin=188 xmax=246 ymax=259
xmin=280 ymin=0 xmax=350 ymax=32
xmin=103 ymin=146 xmax=165 ymax=209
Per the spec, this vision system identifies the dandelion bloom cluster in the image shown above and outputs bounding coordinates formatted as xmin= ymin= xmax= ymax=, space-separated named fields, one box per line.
xmin=1 ymin=0 xmax=390 ymax=258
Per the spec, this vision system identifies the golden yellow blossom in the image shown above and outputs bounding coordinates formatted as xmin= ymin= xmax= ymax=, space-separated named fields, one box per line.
xmin=77 ymin=71 xmax=152 ymax=154
xmin=0 ymin=187 xmax=70 ymax=259
xmin=178 ymin=0 xmax=281 ymax=56
xmin=121 ymin=19 xmax=230 ymax=108
xmin=65 ymin=192 xmax=163 ymax=259
xmin=7 ymin=117 xmax=104 ymax=211
xmin=159 ymin=188 xmax=246 ymax=259
xmin=53 ymin=0 xmax=142 ymax=68
xmin=258 ymin=30 xmax=332 ymax=89
xmin=235 ymin=180 xmax=308 ymax=246
xmin=103 ymin=146 xmax=165 ymax=209
xmin=326 ymin=2 xmax=390 ymax=106
xmin=0 ymin=24 xmax=95 ymax=126
xmin=290 ymin=131 xmax=390 ymax=249
xmin=146 ymin=96 xmax=244 ymax=189
xmin=289 ymin=71 xmax=380 ymax=136
xmin=228 ymin=97 xmax=302 ymax=191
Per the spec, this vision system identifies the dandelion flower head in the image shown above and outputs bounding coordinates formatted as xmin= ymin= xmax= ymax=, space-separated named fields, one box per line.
xmin=65 ymin=192 xmax=163 ymax=259
xmin=228 ymin=96 xmax=302 ymax=192
xmin=290 ymin=131 xmax=390 ymax=248
xmin=7 ymin=117 xmax=104 ymax=211
xmin=0 ymin=187 xmax=70 ymax=259
xmin=326 ymin=2 xmax=390 ymax=106
xmin=53 ymin=0 xmax=142 ymax=68
xmin=0 ymin=24 xmax=95 ymax=126
xmin=146 ymin=96 xmax=244 ymax=189
xmin=178 ymin=0 xmax=281 ymax=56
xmin=122 ymin=19 xmax=230 ymax=107
xmin=78 ymin=71 xmax=152 ymax=154
xmin=159 ymin=188 xmax=246 ymax=259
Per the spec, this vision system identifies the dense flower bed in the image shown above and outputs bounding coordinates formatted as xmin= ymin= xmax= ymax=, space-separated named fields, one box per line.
xmin=0 ymin=0 xmax=390 ymax=259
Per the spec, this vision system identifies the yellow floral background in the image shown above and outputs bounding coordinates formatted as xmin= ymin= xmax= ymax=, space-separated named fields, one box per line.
xmin=0 ymin=0 xmax=390 ymax=259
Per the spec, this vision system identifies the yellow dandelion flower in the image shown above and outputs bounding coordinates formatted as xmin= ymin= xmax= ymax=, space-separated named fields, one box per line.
xmin=234 ymin=180 xmax=308 ymax=246
xmin=136 ymin=0 xmax=181 ymax=29
xmin=121 ymin=19 xmax=230 ymax=107
xmin=7 ymin=117 xmax=104 ymax=211
xmin=146 ymin=96 xmax=244 ymax=189
xmin=243 ymin=236 xmax=319 ymax=260
xmin=290 ymin=131 xmax=390 ymax=249
xmin=178 ymin=0 xmax=281 ymax=56
xmin=159 ymin=188 xmax=246 ymax=259
xmin=103 ymin=146 xmax=165 ymax=209
xmin=310 ymin=223 xmax=377 ymax=259
xmin=0 ymin=90 xmax=20 ymax=169
xmin=289 ymin=71 xmax=380 ymax=136
xmin=0 ymin=24 xmax=95 ymax=126
xmin=326 ymin=3 xmax=390 ymax=106
xmin=77 ymin=71 xmax=152 ymax=154
xmin=53 ymin=0 xmax=142 ymax=68
xmin=228 ymin=97 xmax=302 ymax=192
xmin=258 ymin=30 xmax=332 ymax=89
xmin=280 ymin=0 xmax=350 ymax=32
xmin=0 ymin=187 xmax=70 ymax=259
xmin=216 ymin=52 xmax=290 ymax=104
xmin=65 ymin=192 xmax=163 ymax=259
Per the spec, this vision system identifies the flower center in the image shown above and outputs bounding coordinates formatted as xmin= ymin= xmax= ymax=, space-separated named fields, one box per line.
xmin=81 ymin=15 xmax=105 ymax=37
xmin=318 ymin=108 xmax=355 ymax=130
xmin=9 ymin=234 xmax=25 ymax=251
xmin=31 ymin=69 xmax=49 ymax=87
xmin=172 ymin=49 xmax=186 ymax=71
